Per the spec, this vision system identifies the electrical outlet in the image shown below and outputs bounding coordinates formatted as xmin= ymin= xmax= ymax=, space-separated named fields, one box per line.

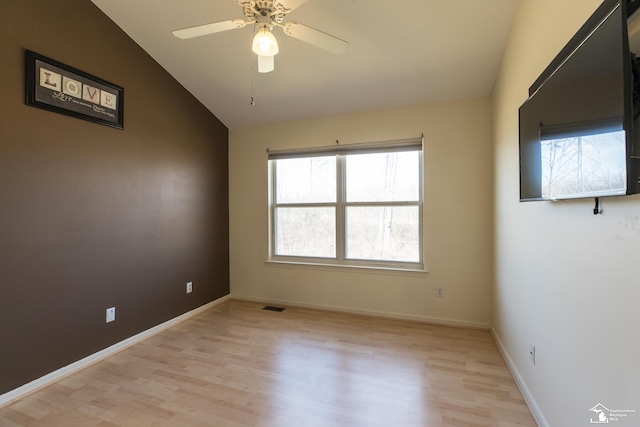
xmin=436 ymin=287 xmax=444 ymax=298
xmin=106 ymin=307 xmax=116 ymax=323
xmin=529 ymin=342 xmax=536 ymax=365
xmin=186 ymin=281 xmax=193 ymax=294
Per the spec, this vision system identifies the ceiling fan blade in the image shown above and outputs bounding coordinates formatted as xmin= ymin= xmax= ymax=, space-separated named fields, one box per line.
xmin=258 ymin=55 xmax=275 ymax=73
xmin=173 ymin=19 xmax=249 ymax=39
xmin=276 ymin=0 xmax=311 ymax=13
xmin=282 ymin=21 xmax=348 ymax=55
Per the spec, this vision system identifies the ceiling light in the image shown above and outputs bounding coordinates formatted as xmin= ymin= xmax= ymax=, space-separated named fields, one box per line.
xmin=252 ymin=25 xmax=279 ymax=56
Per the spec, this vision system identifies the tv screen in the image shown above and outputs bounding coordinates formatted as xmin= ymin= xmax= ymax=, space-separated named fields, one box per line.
xmin=519 ymin=0 xmax=640 ymax=201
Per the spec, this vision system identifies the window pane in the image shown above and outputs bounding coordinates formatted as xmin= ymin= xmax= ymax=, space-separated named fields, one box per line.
xmin=346 ymin=206 xmax=419 ymax=262
xmin=276 ymin=207 xmax=336 ymax=258
xmin=275 ymin=157 xmax=336 ymax=204
xmin=346 ymin=151 xmax=420 ymax=202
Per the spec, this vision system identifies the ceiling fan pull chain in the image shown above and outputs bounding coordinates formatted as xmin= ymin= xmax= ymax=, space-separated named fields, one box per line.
xmin=250 ymin=32 xmax=256 ymax=106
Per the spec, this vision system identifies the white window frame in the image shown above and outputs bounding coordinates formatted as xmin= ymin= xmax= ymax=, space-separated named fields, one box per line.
xmin=268 ymin=137 xmax=424 ymax=271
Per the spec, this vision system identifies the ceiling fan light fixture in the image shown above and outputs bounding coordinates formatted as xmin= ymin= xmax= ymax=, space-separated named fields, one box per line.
xmin=258 ymin=55 xmax=275 ymax=73
xmin=252 ymin=25 xmax=279 ymax=56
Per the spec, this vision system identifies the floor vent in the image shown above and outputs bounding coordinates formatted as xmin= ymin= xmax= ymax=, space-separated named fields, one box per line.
xmin=263 ymin=305 xmax=285 ymax=312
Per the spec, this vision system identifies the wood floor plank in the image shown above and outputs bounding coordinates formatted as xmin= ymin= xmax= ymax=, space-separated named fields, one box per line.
xmin=0 ymin=300 xmax=536 ymax=426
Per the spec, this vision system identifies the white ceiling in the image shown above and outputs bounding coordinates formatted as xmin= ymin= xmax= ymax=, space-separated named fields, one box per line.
xmin=91 ymin=0 xmax=520 ymax=129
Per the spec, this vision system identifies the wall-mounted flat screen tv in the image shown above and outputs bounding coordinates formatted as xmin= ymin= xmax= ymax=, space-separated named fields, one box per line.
xmin=519 ymin=0 xmax=640 ymax=201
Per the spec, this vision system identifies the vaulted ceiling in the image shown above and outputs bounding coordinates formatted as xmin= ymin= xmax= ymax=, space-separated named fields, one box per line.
xmin=91 ymin=0 xmax=520 ymax=128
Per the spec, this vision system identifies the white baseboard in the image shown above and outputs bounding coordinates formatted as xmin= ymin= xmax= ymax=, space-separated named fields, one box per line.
xmin=231 ymin=294 xmax=490 ymax=330
xmin=490 ymin=327 xmax=548 ymax=427
xmin=0 ymin=294 xmax=230 ymax=409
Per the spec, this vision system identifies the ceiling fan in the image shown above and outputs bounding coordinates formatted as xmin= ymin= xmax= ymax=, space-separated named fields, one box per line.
xmin=173 ymin=0 xmax=348 ymax=73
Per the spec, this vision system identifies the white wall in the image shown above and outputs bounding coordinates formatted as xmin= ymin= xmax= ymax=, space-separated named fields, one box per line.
xmin=492 ymin=0 xmax=640 ymax=425
xmin=229 ymin=98 xmax=493 ymax=328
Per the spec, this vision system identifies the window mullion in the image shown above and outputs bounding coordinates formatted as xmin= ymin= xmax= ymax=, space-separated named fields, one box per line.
xmin=336 ymin=154 xmax=346 ymax=263
xmin=273 ymin=202 xmax=337 ymax=208
xmin=343 ymin=201 xmax=420 ymax=207
xmin=269 ymin=160 xmax=277 ymax=258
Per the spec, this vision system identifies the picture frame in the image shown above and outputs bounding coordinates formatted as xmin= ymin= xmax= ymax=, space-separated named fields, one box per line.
xmin=25 ymin=50 xmax=124 ymax=129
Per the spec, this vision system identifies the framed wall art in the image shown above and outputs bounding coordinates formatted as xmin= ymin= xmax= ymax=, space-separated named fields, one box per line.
xmin=25 ymin=50 xmax=124 ymax=129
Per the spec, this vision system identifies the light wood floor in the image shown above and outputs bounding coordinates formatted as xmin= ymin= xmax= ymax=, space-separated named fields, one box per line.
xmin=0 ymin=300 xmax=536 ymax=426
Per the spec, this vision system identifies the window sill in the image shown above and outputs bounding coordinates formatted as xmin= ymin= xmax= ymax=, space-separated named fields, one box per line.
xmin=265 ymin=260 xmax=428 ymax=276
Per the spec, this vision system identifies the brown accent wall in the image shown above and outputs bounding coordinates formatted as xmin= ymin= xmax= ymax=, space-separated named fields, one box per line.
xmin=0 ymin=0 xmax=229 ymax=395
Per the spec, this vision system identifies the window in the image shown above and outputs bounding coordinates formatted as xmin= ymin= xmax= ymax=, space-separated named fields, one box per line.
xmin=268 ymin=138 xmax=423 ymax=270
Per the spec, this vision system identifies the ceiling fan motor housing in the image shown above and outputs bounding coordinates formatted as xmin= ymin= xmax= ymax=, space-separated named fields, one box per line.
xmin=241 ymin=0 xmax=287 ymax=23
